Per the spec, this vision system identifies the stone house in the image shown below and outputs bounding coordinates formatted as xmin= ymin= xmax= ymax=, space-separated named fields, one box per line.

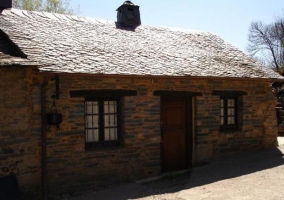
xmin=0 ymin=1 xmax=283 ymax=199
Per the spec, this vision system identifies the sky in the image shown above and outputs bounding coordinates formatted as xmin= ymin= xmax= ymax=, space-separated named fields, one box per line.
xmin=70 ymin=0 xmax=284 ymax=53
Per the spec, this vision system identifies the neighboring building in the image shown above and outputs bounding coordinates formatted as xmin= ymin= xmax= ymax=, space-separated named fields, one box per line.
xmin=0 ymin=1 xmax=283 ymax=199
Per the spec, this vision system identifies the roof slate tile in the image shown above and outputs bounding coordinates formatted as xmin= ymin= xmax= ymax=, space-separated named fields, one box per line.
xmin=0 ymin=8 xmax=282 ymax=79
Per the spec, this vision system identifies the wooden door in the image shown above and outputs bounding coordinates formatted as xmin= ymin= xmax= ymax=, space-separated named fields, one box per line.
xmin=161 ymin=97 xmax=192 ymax=172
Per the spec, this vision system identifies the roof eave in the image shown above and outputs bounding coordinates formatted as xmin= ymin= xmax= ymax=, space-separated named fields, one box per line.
xmin=36 ymin=71 xmax=283 ymax=82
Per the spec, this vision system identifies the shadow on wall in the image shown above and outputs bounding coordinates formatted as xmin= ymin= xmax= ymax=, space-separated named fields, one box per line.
xmin=70 ymin=146 xmax=284 ymax=200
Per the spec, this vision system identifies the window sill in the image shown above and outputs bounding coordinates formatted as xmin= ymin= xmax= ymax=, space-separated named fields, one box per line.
xmin=220 ymin=129 xmax=243 ymax=134
xmin=85 ymin=143 xmax=125 ymax=152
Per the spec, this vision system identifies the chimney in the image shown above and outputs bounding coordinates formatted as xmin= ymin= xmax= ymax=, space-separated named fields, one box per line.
xmin=116 ymin=1 xmax=141 ymax=29
xmin=0 ymin=0 xmax=12 ymax=9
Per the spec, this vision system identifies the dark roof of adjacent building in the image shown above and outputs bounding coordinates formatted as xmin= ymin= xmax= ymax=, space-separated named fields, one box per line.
xmin=0 ymin=25 xmax=38 ymax=66
xmin=0 ymin=8 xmax=282 ymax=79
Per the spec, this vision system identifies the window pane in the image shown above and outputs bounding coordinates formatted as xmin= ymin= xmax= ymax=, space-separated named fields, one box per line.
xmin=228 ymin=117 xmax=232 ymax=124
xmin=86 ymin=101 xmax=98 ymax=114
xmin=104 ymin=128 xmax=117 ymax=140
xmin=104 ymin=114 xmax=117 ymax=127
xmin=104 ymin=101 xmax=117 ymax=114
xmin=104 ymin=128 xmax=109 ymax=140
xmin=86 ymin=129 xmax=99 ymax=142
xmin=231 ymin=117 xmax=235 ymax=124
xmin=112 ymin=115 xmax=117 ymax=126
xmin=111 ymin=128 xmax=117 ymax=140
xmin=86 ymin=104 xmax=92 ymax=114
xmin=228 ymin=117 xmax=235 ymax=125
xmin=86 ymin=101 xmax=93 ymax=106
xmin=221 ymin=116 xmax=224 ymax=125
xmin=86 ymin=115 xmax=99 ymax=128
xmin=93 ymin=103 xmax=99 ymax=114
xmin=228 ymin=108 xmax=235 ymax=116
xmin=104 ymin=115 xmax=109 ymax=126
xmin=220 ymin=99 xmax=224 ymax=107
xmin=228 ymin=99 xmax=235 ymax=107
xmin=104 ymin=101 xmax=109 ymax=113
xmin=220 ymin=99 xmax=224 ymax=125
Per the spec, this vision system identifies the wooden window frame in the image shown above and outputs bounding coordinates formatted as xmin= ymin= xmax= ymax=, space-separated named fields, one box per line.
xmin=84 ymin=98 xmax=121 ymax=149
xmin=220 ymin=96 xmax=239 ymax=132
xmin=70 ymin=89 xmax=137 ymax=149
xmin=212 ymin=90 xmax=246 ymax=133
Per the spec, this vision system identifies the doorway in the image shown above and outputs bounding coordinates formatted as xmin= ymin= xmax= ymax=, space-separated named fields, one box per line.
xmin=161 ymin=97 xmax=192 ymax=172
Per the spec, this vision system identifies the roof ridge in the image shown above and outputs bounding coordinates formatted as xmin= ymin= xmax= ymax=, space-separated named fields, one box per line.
xmin=2 ymin=8 xmax=213 ymax=35
xmin=1 ymin=8 xmax=87 ymax=22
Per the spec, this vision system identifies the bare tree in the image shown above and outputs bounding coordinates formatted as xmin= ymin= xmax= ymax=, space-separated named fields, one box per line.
xmin=247 ymin=15 xmax=284 ymax=73
xmin=12 ymin=0 xmax=80 ymax=15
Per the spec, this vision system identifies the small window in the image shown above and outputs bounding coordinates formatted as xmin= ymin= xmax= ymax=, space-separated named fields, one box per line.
xmin=220 ymin=97 xmax=238 ymax=131
xmin=85 ymin=99 xmax=120 ymax=148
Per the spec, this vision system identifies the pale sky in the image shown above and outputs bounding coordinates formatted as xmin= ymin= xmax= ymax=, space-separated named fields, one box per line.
xmin=71 ymin=0 xmax=284 ymax=52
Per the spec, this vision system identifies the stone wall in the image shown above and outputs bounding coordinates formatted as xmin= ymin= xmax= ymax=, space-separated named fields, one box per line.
xmin=40 ymin=75 xmax=277 ymax=197
xmin=0 ymin=67 xmax=41 ymax=199
xmin=0 ymin=67 xmax=277 ymax=199
xmin=194 ymin=79 xmax=277 ymax=162
xmin=0 ymin=70 xmax=278 ymax=198
xmin=43 ymin=77 xmax=161 ymax=197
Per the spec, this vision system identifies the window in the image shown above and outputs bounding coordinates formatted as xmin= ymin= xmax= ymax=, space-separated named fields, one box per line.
xmin=212 ymin=90 xmax=246 ymax=132
xmin=220 ymin=97 xmax=238 ymax=131
xmin=85 ymin=99 xmax=120 ymax=148
xmin=70 ymin=89 xmax=137 ymax=149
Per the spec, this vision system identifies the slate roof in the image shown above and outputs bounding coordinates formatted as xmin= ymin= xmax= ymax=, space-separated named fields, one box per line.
xmin=0 ymin=8 xmax=282 ymax=79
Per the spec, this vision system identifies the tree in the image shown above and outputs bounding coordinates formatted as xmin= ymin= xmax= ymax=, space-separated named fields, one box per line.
xmin=12 ymin=0 xmax=80 ymax=15
xmin=247 ymin=15 xmax=284 ymax=73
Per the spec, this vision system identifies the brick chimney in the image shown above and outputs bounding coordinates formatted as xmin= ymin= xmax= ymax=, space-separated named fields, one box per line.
xmin=0 ymin=0 xmax=12 ymax=9
xmin=116 ymin=1 xmax=141 ymax=29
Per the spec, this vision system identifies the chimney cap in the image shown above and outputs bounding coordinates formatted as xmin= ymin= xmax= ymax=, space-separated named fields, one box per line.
xmin=116 ymin=1 xmax=139 ymax=11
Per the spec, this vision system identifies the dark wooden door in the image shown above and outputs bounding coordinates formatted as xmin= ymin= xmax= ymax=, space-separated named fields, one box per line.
xmin=161 ymin=97 xmax=192 ymax=172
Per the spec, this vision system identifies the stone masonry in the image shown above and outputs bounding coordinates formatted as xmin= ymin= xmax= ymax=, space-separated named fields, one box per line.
xmin=0 ymin=67 xmax=41 ymax=199
xmin=40 ymin=74 xmax=277 ymax=197
xmin=0 ymin=69 xmax=278 ymax=199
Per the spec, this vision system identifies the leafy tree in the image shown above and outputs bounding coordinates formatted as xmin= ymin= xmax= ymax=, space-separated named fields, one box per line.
xmin=12 ymin=0 xmax=79 ymax=15
xmin=247 ymin=15 xmax=284 ymax=73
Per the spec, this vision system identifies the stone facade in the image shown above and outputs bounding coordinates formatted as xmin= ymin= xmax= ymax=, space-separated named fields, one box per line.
xmin=42 ymin=75 xmax=277 ymax=196
xmin=0 ymin=70 xmax=278 ymax=198
xmin=0 ymin=67 xmax=41 ymax=199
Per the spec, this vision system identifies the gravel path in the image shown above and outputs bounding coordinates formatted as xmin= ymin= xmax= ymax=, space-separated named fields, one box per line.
xmin=69 ymin=137 xmax=284 ymax=200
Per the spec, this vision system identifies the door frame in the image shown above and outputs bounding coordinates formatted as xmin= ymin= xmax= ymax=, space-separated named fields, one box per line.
xmin=160 ymin=96 xmax=193 ymax=172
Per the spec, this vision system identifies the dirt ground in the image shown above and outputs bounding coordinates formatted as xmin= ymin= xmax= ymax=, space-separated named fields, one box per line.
xmin=69 ymin=137 xmax=284 ymax=200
